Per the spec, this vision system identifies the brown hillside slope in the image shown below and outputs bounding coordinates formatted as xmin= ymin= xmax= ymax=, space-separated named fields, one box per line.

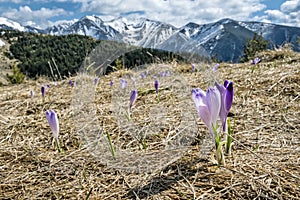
xmin=0 ymin=50 xmax=299 ymax=199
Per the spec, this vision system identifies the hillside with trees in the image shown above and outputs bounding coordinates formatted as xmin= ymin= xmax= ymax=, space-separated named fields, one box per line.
xmin=0 ymin=30 xmax=186 ymax=81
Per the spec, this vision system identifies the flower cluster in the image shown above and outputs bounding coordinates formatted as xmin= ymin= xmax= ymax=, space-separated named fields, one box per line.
xmin=192 ymin=80 xmax=234 ymax=166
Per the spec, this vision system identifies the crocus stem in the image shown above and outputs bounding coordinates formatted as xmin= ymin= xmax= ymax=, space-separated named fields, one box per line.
xmin=212 ymin=124 xmax=226 ymax=166
xmin=216 ymin=139 xmax=226 ymax=166
xmin=225 ymin=117 xmax=233 ymax=156
xmin=54 ymin=138 xmax=64 ymax=154
xmin=126 ymin=110 xmax=131 ymax=121
xmin=106 ymin=132 xmax=116 ymax=159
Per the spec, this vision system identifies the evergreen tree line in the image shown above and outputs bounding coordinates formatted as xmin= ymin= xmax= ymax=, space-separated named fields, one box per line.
xmin=1 ymin=30 xmax=187 ymax=79
xmin=1 ymin=29 xmax=274 ymax=81
xmin=1 ymin=30 xmax=100 ymax=79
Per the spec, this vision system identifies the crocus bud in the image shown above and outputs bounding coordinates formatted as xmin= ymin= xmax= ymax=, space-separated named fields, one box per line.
xmin=140 ymin=72 xmax=146 ymax=79
xmin=120 ymin=79 xmax=127 ymax=89
xmin=154 ymin=80 xmax=159 ymax=95
xmin=30 ymin=90 xmax=34 ymax=98
xmin=41 ymin=86 xmax=45 ymax=98
xmin=212 ymin=63 xmax=219 ymax=72
xmin=129 ymin=89 xmax=138 ymax=110
xmin=110 ymin=80 xmax=114 ymax=87
xmin=46 ymin=110 xmax=59 ymax=140
xmin=250 ymin=57 xmax=261 ymax=65
xmin=94 ymin=77 xmax=99 ymax=85
xmin=69 ymin=80 xmax=75 ymax=87
xmin=191 ymin=63 xmax=196 ymax=73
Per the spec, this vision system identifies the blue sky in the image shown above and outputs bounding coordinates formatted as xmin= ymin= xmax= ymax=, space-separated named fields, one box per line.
xmin=0 ymin=0 xmax=299 ymax=28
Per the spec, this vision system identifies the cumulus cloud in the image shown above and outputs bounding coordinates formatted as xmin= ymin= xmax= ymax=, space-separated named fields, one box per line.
xmin=1 ymin=0 xmax=299 ymax=28
xmin=262 ymin=0 xmax=300 ymax=27
xmin=71 ymin=0 xmax=266 ymax=27
xmin=280 ymin=0 xmax=300 ymax=12
xmin=2 ymin=6 xmax=72 ymax=28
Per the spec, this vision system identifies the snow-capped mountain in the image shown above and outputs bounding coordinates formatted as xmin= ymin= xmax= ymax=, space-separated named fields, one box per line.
xmin=46 ymin=15 xmax=122 ymax=41
xmin=0 ymin=17 xmax=41 ymax=33
xmin=0 ymin=16 xmax=299 ymax=62
xmin=105 ymin=16 xmax=177 ymax=47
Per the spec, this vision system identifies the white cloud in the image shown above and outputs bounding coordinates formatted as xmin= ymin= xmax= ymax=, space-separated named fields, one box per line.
xmin=71 ymin=0 xmax=266 ymax=27
xmin=1 ymin=6 xmax=72 ymax=28
xmin=263 ymin=0 xmax=300 ymax=27
xmin=280 ymin=0 xmax=300 ymax=12
xmin=0 ymin=0 xmax=24 ymax=3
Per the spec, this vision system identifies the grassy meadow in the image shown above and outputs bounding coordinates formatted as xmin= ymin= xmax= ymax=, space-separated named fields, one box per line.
xmin=0 ymin=48 xmax=299 ymax=199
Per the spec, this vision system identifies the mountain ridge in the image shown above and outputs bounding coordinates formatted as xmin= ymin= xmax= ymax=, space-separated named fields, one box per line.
xmin=0 ymin=16 xmax=299 ymax=62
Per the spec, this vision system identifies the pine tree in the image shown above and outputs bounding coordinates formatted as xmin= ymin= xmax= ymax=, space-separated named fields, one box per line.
xmin=242 ymin=33 xmax=268 ymax=62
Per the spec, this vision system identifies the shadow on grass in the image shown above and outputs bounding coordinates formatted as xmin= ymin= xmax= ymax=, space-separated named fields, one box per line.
xmin=124 ymin=156 xmax=211 ymax=199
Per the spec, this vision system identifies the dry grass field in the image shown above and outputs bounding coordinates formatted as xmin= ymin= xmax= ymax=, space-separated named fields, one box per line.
xmin=0 ymin=48 xmax=299 ymax=199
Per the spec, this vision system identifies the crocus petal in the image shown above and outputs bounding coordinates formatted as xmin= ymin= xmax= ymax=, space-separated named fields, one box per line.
xmin=215 ymin=81 xmax=227 ymax=131
xmin=215 ymin=80 xmax=234 ymax=131
xmin=197 ymin=103 xmax=211 ymax=131
xmin=192 ymin=88 xmax=206 ymax=108
xmin=129 ymin=89 xmax=138 ymax=110
xmin=46 ymin=110 xmax=59 ymax=140
xmin=224 ymin=81 xmax=234 ymax=113
xmin=206 ymin=87 xmax=221 ymax=126
xmin=192 ymin=88 xmax=212 ymax=132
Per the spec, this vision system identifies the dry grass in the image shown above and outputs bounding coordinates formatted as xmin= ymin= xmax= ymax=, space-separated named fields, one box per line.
xmin=0 ymin=50 xmax=299 ymax=199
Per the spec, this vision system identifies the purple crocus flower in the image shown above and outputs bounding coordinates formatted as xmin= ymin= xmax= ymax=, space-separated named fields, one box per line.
xmin=41 ymin=86 xmax=45 ymax=98
xmin=192 ymin=87 xmax=221 ymax=136
xmin=250 ymin=57 xmax=261 ymax=65
xmin=69 ymin=80 xmax=75 ymax=87
xmin=110 ymin=80 xmax=114 ymax=87
xmin=94 ymin=77 xmax=99 ymax=85
xmin=120 ymin=79 xmax=127 ymax=89
xmin=46 ymin=110 xmax=59 ymax=140
xmin=154 ymin=80 xmax=159 ymax=96
xmin=165 ymin=71 xmax=170 ymax=77
xmin=131 ymin=77 xmax=136 ymax=85
xmin=215 ymin=80 xmax=234 ymax=132
xmin=129 ymin=89 xmax=138 ymax=110
xmin=140 ymin=72 xmax=147 ymax=79
xmin=212 ymin=63 xmax=219 ymax=72
xmin=30 ymin=90 xmax=34 ymax=98
xmin=191 ymin=63 xmax=196 ymax=73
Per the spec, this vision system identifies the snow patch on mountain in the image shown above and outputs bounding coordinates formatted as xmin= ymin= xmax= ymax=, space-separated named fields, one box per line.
xmin=0 ymin=17 xmax=25 ymax=31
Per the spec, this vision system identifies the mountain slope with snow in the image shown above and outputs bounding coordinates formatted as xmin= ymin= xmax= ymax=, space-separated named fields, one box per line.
xmin=0 ymin=16 xmax=299 ymax=62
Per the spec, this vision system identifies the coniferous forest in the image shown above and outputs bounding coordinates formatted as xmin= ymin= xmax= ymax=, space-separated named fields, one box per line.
xmin=1 ymin=30 xmax=185 ymax=79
